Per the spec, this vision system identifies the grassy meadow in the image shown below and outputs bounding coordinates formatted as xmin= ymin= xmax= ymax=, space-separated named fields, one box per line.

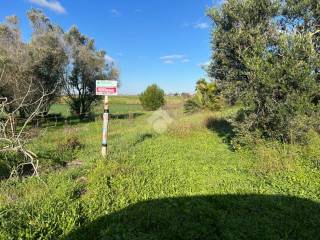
xmin=0 ymin=96 xmax=320 ymax=239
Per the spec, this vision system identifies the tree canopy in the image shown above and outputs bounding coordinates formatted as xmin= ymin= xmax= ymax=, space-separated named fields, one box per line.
xmin=208 ymin=0 xmax=320 ymax=143
xmin=0 ymin=9 xmax=119 ymax=117
xmin=139 ymin=84 xmax=165 ymax=111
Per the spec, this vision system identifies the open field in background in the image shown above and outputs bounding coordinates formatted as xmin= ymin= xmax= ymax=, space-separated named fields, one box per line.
xmin=0 ymin=96 xmax=320 ymax=239
xmin=49 ymin=95 xmax=182 ymax=117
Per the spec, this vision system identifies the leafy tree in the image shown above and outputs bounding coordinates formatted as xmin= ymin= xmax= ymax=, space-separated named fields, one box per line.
xmin=207 ymin=0 xmax=320 ymax=143
xmin=207 ymin=0 xmax=280 ymax=105
xmin=0 ymin=11 xmax=67 ymax=176
xmin=0 ymin=15 xmax=22 ymax=110
xmin=64 ymin=26 xmax=111 ymax=117
xmin=139 ymin=84 xmax=165 ymax=111
xmin=282 ymin=0 xmax=320 ymax=100
xmin=27 ymin=9 xmax=67 ymax=114
xmin=0 ymin=10 xmax=67 ymax=117
xmin=106 ymin=67 xmax=120 ymax=82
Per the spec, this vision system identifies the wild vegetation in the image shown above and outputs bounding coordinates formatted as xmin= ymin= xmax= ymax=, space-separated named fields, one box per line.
xmin=208 ymin=0 xmax=320 ymax=144
xmin=139 ymin=84 xmax=165 ymax=111
xmin=184 ymin=78 xmax=222 ymax=113
xmin=0 ymin=96 xmax=320 ymax=239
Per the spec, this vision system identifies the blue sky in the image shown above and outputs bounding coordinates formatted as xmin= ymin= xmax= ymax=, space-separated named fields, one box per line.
xmin=1 ymin=0 xmax=223 ymax=94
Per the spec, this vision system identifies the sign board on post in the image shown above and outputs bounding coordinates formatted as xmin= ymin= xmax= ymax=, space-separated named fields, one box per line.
xmin=96 ymin=80 xmax=118 ymax=96
xmin=96 ymin=80 xmax=118 ymax=157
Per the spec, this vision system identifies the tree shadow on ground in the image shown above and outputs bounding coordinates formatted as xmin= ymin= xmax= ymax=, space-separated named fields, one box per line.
xmin=65 ymin=194 xmax=320 ymax=240
xmin=205 ymin=117 xmax=235 ymax=146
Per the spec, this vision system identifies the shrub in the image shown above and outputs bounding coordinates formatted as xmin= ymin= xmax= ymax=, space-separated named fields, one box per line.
xmin=64 ymin=136 xmax=83 ymax=151
xmin=207 ymin=0 xmax=320 ymax=144
xmin=0 ymin=160 xmax=10 ymax=179
xmin=184 ymin=79 xmax=222 ymax=114
xmin=55 ymin=135 xmax=84 ymax=164
xmin=184 ymin=99 xmax=200 ymax=114
xmin=139 ymin=84 xmax=165 ymax=111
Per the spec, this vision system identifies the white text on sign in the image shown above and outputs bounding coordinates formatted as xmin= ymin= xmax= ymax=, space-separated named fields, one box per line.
xmin=96 ymin=80 xmax=118 ymax=96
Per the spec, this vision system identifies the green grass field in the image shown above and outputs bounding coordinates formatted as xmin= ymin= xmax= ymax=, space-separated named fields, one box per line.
xmin=0 ymin=96 xmax=320 ymax=239
xmin=49 ymin=96 xmax=143 ymax=117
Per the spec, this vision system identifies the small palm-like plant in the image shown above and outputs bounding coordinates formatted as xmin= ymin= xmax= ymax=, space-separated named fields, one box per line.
xmin=184 ymin=79 xmax=221 ymax=113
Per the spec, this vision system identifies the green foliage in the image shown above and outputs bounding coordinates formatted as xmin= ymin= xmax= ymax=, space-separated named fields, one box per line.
xmin=0 ymin=10 xmax=67 ymax=116
xmin=0 ymin=151 xmax=35 ymax=177
xmin=0 ymin=10 xmax=117 ymax=118
xmin=207 ymin=0 xmax=280 ymax=105
xmin=0 ymin=100 xmax=320 ymax=239
xmin=184 ymin=98 xmax=200 ymax=113
xmin=208 ymin=0 xmax=320 ymax=143
xmin=237 ymin=32 xmax=319 ymax=143
xmin=184 ymin=79 xmax=222 ymax=113
xmin=0 ymin=172 xmax=85 ymax=239
xmin=64 ymin=26 xmax=108 ymax=117
xmin=139 ymin=84 xmax=165 ymax=111
xmin=0 ymin=160 xmax=10 ymax=179
xmin=27 ymin=9 xmax=68 ymax=113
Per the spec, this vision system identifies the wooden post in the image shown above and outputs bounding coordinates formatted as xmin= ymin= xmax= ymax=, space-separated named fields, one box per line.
xmin=101 ymin=96 xmax=109 ymax=157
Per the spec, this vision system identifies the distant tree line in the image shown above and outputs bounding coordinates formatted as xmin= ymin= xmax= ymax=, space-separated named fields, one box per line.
xmin=207 ymin=0 xmax=319 ymax=144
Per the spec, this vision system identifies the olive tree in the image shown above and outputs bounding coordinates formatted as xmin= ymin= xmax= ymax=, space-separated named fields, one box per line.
xmin=0 ymin=10 xmax=66 ymax=176
xmin=208 ymin=0 xmax=320 ymax=143
xmin=0 ymin=10 xmax=67 ymax=117
xmin=64 ymin=26 xmax=115 ymax=117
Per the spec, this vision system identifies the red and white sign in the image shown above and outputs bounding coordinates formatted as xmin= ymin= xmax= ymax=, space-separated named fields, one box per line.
xmin=96 ymin=80 xmax=118 ymax=96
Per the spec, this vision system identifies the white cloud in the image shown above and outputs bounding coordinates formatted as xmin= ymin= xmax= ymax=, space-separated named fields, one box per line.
xmin=160 ymin=54 xmax=191 ymax=64
xmin=109 ymin=9 xmax=121 ymax=17
xmin=193 ymin=22 xmax=209 ymax=29
xmin=29 ymin=0 xmax=66 ymax=14
xmin=183 ymin=20 xmax=210 ymax=30
xmin=160 ymin=54 xmax=185 ymax=60
xmin=164 ymin=60 xmax=174 ymax=64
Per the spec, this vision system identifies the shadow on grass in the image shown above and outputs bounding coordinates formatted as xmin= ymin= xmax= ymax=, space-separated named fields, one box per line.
xmin=38 ymin=112 xmax=145 ymax=128
xmin=36 ymin=150 xmax=69 ymax=167
xmin=205 ymin=117 xmax=235 ymax=145
xmin=133 ymin=133 xmax=155 ymax=145
xmin=65 ymin=194 xmax=320 ymax=240
xmin=110 ymin=112 xmax=144 ymax=120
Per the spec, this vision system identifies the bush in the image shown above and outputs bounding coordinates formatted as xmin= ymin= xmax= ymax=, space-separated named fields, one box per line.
xmin=184 ymin=99 xmax=200 ymax=114
xmin=0 ymin=160 xmax=10 ymax=179
xmin=139 ymin=84 xmax=165 ymax=111
xmin=184 ymin=79 xmax=222 ymax=114
xmin=55 ymin=135 xmax=84 ymax=163
xmin=207 ymin=0 xmax=320 ymax=144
